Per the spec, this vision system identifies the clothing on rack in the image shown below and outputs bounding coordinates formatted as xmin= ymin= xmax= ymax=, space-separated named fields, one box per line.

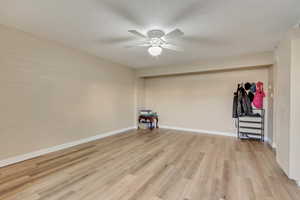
xmin=248 ymin=91 xmax=254 ymax=102
xmin=232 ymin=81 xmax=265 ymax=118
xmin=238 ymin=85 xmax=253 ymax=116
xmin=232 ymin=86 xmax=238 ymax=118
xmin=250 ymin=83 xmax=256 ymax=93
xmin=253 ymin=81 xmax=265 ymax=109
xmin=233 ymin=81 xmax=265 ymax=141
xmin=244 ymin=82 xmax=251 ymax=90
xmin=233 ymin=83 xmax=254 ymax=118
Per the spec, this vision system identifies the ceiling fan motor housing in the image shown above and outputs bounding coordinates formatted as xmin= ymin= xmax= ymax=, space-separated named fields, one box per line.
xmin=147 ymin=29 xmax=165 ymax=38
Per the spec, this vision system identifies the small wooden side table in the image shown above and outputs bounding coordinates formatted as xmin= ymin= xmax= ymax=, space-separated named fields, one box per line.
xmin=138 ymin=115 xmax=159 ymax=130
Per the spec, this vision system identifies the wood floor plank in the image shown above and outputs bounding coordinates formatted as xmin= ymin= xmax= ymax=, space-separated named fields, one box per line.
xmin=0 ymin=129 xmax=300 ymax=200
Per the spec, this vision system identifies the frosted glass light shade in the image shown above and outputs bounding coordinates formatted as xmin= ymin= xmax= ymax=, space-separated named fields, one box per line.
xmin=148 ymin=46 xmax=162 ymax=56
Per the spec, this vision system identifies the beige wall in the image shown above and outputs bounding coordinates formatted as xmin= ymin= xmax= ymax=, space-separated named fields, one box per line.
xmin=267 ymin=66 xmax=274 ymax=145
xmin=0 ymin=25 xmax=135 ymax=160
xmin=137 ymin=52 xmax=274 ymax=77
xmin=272 ymin=63 xmax=278 ymax=149
xmin=290 ymin=36 xmax=300 ymax=180
xmin=274 ymin=28 xmax=300 ymax=181
xmin=274 ymin=36 xmax=291 ymax=175
xmin=134 ymin=76 xmax=145 ymax=122
xmin=144 ymin=68 xmax=269 ymax=135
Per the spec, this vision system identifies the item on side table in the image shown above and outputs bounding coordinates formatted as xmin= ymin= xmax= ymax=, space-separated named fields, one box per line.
xmin=253 ymin=81 xmax=265 ymax=109
xmin=139 ymin=109 xmax=152 ymax=115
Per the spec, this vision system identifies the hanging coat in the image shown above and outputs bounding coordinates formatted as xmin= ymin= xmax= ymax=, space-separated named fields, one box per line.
xmin=232 ymin=91 xmax=238 ymax=118
xmin=236 ymin=86 xmax=253 ymax=117
xmin=248 ymin=91 xmax=254 ymax=102
xmin=253 ymin=82 xmax=265 ymax=109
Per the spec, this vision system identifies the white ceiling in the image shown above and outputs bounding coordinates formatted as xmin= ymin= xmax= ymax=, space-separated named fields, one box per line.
xmin=0 ymin=0 xmax=299 ymax=68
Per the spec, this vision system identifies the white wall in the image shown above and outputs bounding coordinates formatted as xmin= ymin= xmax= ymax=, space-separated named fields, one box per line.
xmin=0 ymin=24 xmax=136 ymax=160
xmin=144 ymin=68 xmax=269 ymax=136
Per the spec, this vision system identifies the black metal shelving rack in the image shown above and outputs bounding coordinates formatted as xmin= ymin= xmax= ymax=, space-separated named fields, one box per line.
xmin=237 ymin=109 xmax=265 ymax=141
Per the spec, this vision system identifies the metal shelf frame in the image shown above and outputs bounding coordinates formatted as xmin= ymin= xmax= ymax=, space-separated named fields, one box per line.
xmin=237 ymin=109 xmax=265 ymax=142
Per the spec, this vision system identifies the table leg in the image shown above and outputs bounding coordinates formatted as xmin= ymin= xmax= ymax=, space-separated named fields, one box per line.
xmin=138 ymin=118 xmax=140 ymax=129
xmin=150 ymin=119 xmax=154 ymax=130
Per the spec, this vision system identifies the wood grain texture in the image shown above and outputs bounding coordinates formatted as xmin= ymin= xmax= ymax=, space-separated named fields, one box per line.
xmin=0 ymin=129 xmax=299 ymax=200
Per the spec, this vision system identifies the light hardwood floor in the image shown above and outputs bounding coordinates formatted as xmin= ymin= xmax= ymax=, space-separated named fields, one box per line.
xmin=0 ymin=129 xmax=300 ymax=200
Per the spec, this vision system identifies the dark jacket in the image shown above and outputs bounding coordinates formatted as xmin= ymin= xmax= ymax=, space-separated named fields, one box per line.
xmin=232 ymin=92 xmax=238 ymax=118
xmin=233 ymin=85 xmax=253 ymax=118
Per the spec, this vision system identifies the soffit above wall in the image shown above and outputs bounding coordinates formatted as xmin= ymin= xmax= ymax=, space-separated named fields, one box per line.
xmin=136 ymin=52 xmax=274 ymax=77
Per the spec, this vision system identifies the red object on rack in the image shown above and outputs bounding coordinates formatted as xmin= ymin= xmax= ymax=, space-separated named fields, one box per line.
xmin=253 ymin=81 xmax=265 ymax=109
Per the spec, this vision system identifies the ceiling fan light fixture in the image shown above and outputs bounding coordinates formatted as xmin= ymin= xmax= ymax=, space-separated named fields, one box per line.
xmin=128 ymin=28 xmax=184 ymax=57
xmin=148 ymin=46 xmax=162 ymax=56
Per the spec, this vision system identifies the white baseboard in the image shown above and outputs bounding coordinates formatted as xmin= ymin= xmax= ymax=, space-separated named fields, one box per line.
xmin=0 ymin=126 xmax=136 ymax=168
xmin=264 ymin=139 xmax=276 ymax=149
xmin=160 ymin=125 xmax=271 ymax=142
xmin=296 ymin=181 xmax=300 ymax=187
xmin=160 ymin=125 xmax=236 ymax=137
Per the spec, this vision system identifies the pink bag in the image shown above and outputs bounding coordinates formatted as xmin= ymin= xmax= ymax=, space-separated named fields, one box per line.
xmin=253 ymin=82 xmax=265 ymax=109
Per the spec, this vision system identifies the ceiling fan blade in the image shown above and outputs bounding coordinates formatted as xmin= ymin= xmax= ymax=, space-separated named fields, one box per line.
xmin=162 ymin=44 xmax=184 ymax=51
xmin=125 ymin=42 xmax=151 ymax=48
xmin=128 ymin=30 xmax=147 ymax=38
xmin=97 ymin=37 xmax=133 ymax=45
xmin=164 ymin=29 xmax=184 ymax=39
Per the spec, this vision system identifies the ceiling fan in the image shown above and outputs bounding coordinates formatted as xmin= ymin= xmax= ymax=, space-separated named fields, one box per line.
xmin=127 ymin=29 xmax=184 ymax=56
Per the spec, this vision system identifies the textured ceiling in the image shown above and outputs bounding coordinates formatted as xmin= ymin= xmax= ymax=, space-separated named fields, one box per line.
xmin=0 ymin=0 xmax=299 ymax=68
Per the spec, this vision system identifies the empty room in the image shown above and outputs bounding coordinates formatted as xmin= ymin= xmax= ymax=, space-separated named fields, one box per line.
xmin=1 ymin=0 xmax=300 ymax=199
